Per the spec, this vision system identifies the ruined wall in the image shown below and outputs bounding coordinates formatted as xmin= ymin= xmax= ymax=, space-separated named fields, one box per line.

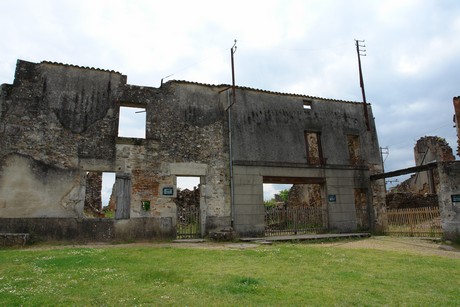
xmin=114 ymin=82 xmax=230 ymax=233
xmin=230 ymin=88 xmax=384 ymax=234
xmin=453 ymin=96 xmax=460 ymax=156
xmin=386 ymin=193 xmax=438 ymax=209
xmin=0 ymin=61 xmax=230 ymax=238
xmin=0 ymin=59 xmax=386 ymax=239
xmin=0 ymin=60 xmax=126 ymax=218
xmin=287 ymin=184 xmax=322 ymax=207
xmin=0 ymin=154 xmax=84 ymax=217
xmin=392 ymin=136 xmax=454 ymax=195
xmin=231 ymin=89 xmax=381 ymax=167
xmin=437 ymin=161 xmax=460 ymax=240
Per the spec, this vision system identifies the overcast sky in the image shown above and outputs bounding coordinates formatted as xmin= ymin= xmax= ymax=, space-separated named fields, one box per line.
xmin=1 ymin=0 xmax=459 ymax=198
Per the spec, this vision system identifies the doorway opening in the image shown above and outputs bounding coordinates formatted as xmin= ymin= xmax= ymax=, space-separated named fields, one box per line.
xmin=175 ymin=176 xmax=201 ymax=238
xmin=263 ymin=177 xmax=328 ymax=236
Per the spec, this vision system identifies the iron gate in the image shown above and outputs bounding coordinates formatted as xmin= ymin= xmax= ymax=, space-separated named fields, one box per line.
xmin=176 ymin=206 xmax=201 ymax=239
xmin=265 ymin=206 xmax=328 ymax=236
xmin=384 ymin=206 xmax=442 ymax=237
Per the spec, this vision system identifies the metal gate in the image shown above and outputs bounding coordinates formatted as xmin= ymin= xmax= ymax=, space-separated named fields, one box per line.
xmin=384 ymin=206 xmax=442 ymax=237
xmin=265 ymin=206 xmax=328 ymax=236
xmin=176 ymin=206 xmax=201 ymax=239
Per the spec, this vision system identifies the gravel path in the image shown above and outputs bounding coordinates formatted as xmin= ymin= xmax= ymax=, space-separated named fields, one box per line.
xmin=316 ymin=236 xmax=460 ymax=259
xmin=24 ymin=236 xmax=460 ymax=258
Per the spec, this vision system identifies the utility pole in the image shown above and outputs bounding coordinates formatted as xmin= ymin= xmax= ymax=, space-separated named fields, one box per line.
xmin=355 ymin=39 xmax=370 ymax=131
xmin=230 ymin=40 xmax=237 ymax=109
xmin=380 ymin=146 xmax=389 ymax=173
xmin=380 ymin=146 xmax=389 ymax=191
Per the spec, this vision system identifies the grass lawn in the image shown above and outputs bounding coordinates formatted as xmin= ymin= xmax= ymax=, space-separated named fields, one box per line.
xmin=0 ymin=239 xmax=459 ymax=306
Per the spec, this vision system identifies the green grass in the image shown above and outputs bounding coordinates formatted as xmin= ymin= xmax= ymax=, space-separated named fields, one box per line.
xmin=0 ymin=243 xmax=459 ymax=306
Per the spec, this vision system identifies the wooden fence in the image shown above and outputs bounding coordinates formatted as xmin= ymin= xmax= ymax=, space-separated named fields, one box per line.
xmin=384 ymin=206 xmax=442 ymax=237
xmin=265 ymin=206 xmax=328 ymax=236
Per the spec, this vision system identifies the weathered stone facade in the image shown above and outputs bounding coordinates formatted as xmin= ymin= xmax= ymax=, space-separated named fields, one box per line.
xmin=0 ymin=59 xmax=387 ymax=241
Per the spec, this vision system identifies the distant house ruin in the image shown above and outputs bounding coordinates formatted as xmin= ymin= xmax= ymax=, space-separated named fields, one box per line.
xmin=0 ymin=59 xmax=388 ymax=241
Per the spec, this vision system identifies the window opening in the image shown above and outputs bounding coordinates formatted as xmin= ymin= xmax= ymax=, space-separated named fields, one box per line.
xmin=305 ymin=131 xmax=323 ymax=165
xmin=347 ymin=135 xmax=361 ymax=165
xmin=303 ymin=100 xmax=312 ymax=110
xmin=118 ymin=106 xmax=146 ymax=138
xmin=84 ymin=172 xmax=116 ymax=218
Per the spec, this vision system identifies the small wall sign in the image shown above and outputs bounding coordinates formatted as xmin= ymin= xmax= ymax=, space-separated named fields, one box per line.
xmin=328 ymin=194 xmax=337 ymax=202
xmin=451 ymin=194 xmax=460 ymax=203
xmin=162 ymin=187 xmax=174 ymax=196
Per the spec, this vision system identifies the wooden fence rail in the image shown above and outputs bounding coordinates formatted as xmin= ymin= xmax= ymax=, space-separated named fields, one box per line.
xmin=384 ymin=206 xmax=442 ymax=237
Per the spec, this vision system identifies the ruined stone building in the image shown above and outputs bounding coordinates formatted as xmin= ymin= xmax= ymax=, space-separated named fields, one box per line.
xmin=392 ymin=136 xmax=455 ymax=195
xmin=0 ymin=59 xmax=386 ymax=241
xmin=372 ymin=97 xmax=460 ymax=240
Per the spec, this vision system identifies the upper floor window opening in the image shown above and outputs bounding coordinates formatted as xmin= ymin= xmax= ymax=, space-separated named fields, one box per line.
xmin=303 ymin=99 xmax=312 ymax=110
xmin=118 ymin=106 xmax=146 ymax=139
xmin=304 ymin=131 xmax=324 ymax=165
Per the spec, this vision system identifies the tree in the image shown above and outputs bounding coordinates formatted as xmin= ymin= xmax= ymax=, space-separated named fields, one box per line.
xmin=279 ymin=189 xmax=289 ymax=202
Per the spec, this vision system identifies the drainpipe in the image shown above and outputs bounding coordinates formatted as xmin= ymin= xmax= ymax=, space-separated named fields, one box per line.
xmin=227 ymin=41 xmax=237 ymax=229
xmin=227 ymin=89 xmax=235 ymax=228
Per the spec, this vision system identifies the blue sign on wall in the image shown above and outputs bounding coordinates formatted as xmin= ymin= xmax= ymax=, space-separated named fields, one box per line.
xmin=328 ymin=194 xmax=337 ymax=202
xmin=162 ymin=187 xmax=174 ymax=196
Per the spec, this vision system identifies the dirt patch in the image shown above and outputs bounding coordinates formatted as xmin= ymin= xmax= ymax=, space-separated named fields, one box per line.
xmin=23 ymin=241 xmax=261 ymax=251
xmin=317 ymin=236 xmax=460 ymax=259
xmin=17 ymin=237 xmax=460 ymax=258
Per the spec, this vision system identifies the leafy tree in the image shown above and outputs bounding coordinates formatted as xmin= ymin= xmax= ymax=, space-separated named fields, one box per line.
xmin=279 ymin=189 xmax=289 ymax=202
xmin=264 ymin=199 xmax=277 ymax=208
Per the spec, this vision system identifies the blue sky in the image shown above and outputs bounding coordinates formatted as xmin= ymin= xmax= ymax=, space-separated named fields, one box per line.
xmin=1 ymin=0 xmax=459 ymax=200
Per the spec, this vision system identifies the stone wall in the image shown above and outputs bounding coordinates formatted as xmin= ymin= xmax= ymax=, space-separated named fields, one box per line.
xmin=287 ymin=184 xmax=322 ymax=207
xmin=0 ymin=61 xmax=230 ymax=238
xmin=437 ymin=161 xmax=460 ymax=240
xmin=0 ymin=217 xmax=174 ymax=242
xmin=386 ymin=193 xmax=438 ymax=209
xmin=0 ymin=59 xmax=386 ymax=240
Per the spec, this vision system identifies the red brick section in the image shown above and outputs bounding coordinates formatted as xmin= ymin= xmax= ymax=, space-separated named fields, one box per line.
xmin=84 ymin=172 xmax=103 ymax=216
xmin=132 ymin=170 xmax=160 ymax=198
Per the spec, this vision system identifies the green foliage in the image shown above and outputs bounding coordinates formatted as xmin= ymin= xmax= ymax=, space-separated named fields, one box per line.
xmin=279 ymin=189 xmax=289 ymax=202
xmin=0 ymin=243 xmax=459 ymax=305
xmin=263 ymin=199 xmax=277 ymax=208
